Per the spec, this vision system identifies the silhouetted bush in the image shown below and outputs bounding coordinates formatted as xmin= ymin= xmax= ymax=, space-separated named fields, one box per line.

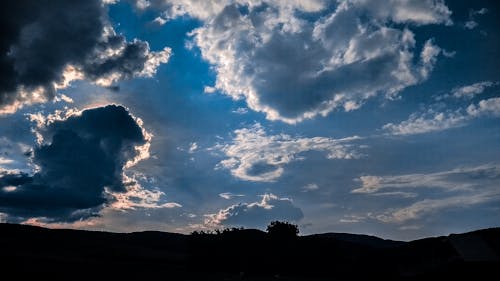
xmin=266 ymin=221 xmax=299 ymax=239
xmin=191 ymin=227 xmax=244 ymax=236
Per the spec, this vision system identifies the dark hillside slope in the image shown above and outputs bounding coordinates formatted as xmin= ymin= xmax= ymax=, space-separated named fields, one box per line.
xmin=0 ymin=223 xmax=498 ymax=280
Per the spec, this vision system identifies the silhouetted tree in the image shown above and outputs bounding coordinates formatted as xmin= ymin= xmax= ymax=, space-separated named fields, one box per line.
xmin=266 ymin=221 xmax=299 ymax=239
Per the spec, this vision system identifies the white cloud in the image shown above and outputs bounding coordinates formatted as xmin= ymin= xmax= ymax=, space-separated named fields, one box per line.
xmin=339 ymin=214 xmax=365 ymax=223
xmin=232 ymin=107 xmax=248 ymax=114
xmin=384 ymin=81 xmax=500 ymax=135
xmin=451 ymin=81 xmax=497 ymax=99
xmin=383 ymin=108 xmax=468 ymax=135
xmin=375 ymin=190 xmax=500 ymax=223
xmin=205 ymin=193 xmax=303 ymax=228
xmin=0 ymin=137 xmax=31 ymax=170
xmin=442 ymin=49 xmax=456 ymax=58
xmin=53 ymin=94 xmax=74 ymax=104
xmin=353 ymin=164 xmax=500 ymax=194
xmin=466 ymin=97 xmax=500 ymax=117
xmin=464 ymin=21 xmax=478 ymax=30
xmin=214 ymin=123 xmax=362 ymax=182
xmin=142 ymin=0 xmax=325 ymax=22
xmin=203 ymin=86 xmax=217 ymax=94
xmin=302 ymin=183 xmax=319 ymax=192
xmin=140 ymin=0 xmax=452 ymax=123
xmin=353 ymin=164 xmax=500 ymax=223
xmin=419 ymin=39 xmax=441 ymax=79
xmin=219 ymin=192 xmax=245 ymax=199
xmin=152 ymin=16 xmax=167 ymax=25
xmin=0 ymin=158 xmax=14 ymax=165
xmin=464 ymin=8 xmax=488 ymax=30
xmin=188 ymin=142 xmax=198 ymax=153
xmin=107 ymin=179 xmax=182 ymax=210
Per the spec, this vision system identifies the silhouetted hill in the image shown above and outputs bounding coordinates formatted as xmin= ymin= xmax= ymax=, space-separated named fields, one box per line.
xmin=1 ymin=223 xmax=499 ymax=280
xmin=310 ymin=232 xmax=405 ymax=248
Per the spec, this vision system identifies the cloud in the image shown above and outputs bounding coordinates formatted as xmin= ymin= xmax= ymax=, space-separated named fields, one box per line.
xmin=159 ymin=0 xmax=451 ymax=123
xmin=352 ymin=164 xmax=500 ymax=194
xmin=383 ymin=108 xmax=468 ymax=135
xmin=0 ymin=0 xmax=170 ymax=115
xmin=466 ymin=97 xmax=500 ymax=117
xmin=451 ymin=81 xmax=497 ymax=99
xmin=384 ymin=82 xmax=500 ymax=135
xmin=464 ymin=8 xmax=488 ymax=30
xmin=232 ymin=107 xmax=248 ymax=114
xmin=136 ymin=0 xmax=326 ymax=22
xmin=188 ymin=142 xmax=198 ymax=153
xmin=205 ymin=193 xmax=303 ymax=228
xmin=0 ymin=137 xmax=31 ymax=170
xmin=214 ymin=123 xmax=362 ymax=182
xmin=219 ymin=192 xmax=244 ymax=200
xmin=302 ymin=183 xmax=319 ymax=192
xmin=375 ymin=190 xmax=500 ymax=223
xmin=0 ymin=105 xmax=175 ymax=222
xmin=352 ymin=164 xmax=500 ymax=223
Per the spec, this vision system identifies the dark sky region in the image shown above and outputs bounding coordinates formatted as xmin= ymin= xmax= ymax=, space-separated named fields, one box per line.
xmin=0 ymin=0 xmax=499 ymax=240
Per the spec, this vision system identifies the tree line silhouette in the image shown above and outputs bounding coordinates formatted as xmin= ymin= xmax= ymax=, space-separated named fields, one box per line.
xmin=191 ymin=220 xmax=299 ymax=239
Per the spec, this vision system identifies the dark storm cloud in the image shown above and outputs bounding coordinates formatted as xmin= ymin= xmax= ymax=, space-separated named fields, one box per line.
xmin=0 ymin=105 xmax=147 ymax=222
xmin=0 ymin=0 xmax=170 ymax=114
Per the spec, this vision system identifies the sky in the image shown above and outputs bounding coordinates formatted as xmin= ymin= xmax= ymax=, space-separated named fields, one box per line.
xmin=0 ymin=0 xmax=499 ymax=240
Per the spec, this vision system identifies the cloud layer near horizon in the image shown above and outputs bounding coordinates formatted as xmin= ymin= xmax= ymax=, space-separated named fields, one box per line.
xmin=205 ymin=193 xmax=303 ymax=228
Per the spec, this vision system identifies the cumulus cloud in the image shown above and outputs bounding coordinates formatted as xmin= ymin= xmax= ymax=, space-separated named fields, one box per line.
xmin=0 ymin=105 xmax=176 ymax=222
xmin=136 ymin=0 xmax=325 ymax=22
xmin=384 ymin=82 xmax=500 ymax=135
xmin=466 ymin=97 xmax=500 ymax=117
xmin=0 ymin=0 xmax=170 ymax=115
xmin=205 ymin=193 xmax=303 ymax=228
xmin=214 ymin=123 xmax=362 ymax=182
xmin=141 ymin=0 xmax=452 ymax=123
xmin=352 ymin=164 xmax=500 ymax=223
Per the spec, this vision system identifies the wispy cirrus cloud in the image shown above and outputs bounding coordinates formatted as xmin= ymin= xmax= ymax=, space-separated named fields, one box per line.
xmin=352 ymin=164 xmax=500 ymax=194
xmin=219 ymin=192 xmax=245 ymax=200
xmin=375 ymin=190 xmax=500 ymax=223
xmin=352 ymin=164 xmax=500 ymax=223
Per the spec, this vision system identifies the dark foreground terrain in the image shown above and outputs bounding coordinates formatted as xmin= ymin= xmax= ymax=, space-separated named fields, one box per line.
xmin=1 ymin=223 xmax=499 ymax=280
